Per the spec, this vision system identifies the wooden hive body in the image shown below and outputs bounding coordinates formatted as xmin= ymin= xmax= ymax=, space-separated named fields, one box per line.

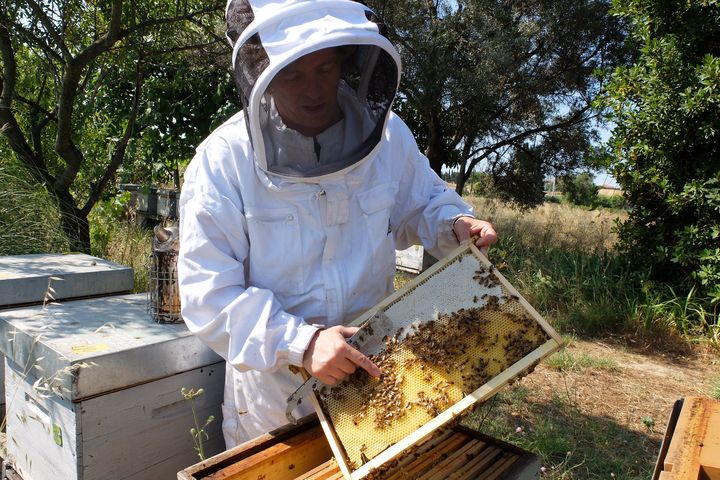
xmin=177 ymin=414 xmax=541 ymax=480
xmin=655 ymin=396 xmax=720 ymax=480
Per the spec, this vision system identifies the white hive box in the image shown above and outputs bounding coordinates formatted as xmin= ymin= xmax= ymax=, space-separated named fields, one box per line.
xmin=0 ymin=253 xmax=134 ymax=421
xmin=0 ymin=253 xmax=134 ymax=307
xmin=0 ymin=293 xmax=225 ymax=480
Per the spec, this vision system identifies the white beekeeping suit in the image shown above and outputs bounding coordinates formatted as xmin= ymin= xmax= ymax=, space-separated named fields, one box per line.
xmin=178 ymin=0 xmax=477 ymax=448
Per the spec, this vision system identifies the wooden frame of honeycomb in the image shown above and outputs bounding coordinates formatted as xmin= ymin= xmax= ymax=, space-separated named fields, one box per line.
xmin=306 ymin=241 xmax=564 ymax=480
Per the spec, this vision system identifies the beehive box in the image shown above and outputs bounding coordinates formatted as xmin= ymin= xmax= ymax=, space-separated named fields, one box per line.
xmin=0 ymin=253 xmax=134 ymax=307
xmin=310 ymin=242 xmax=563 ymax=479
xmin=0 ymin=293 xmax=225 ymax=480
xmin=653 ymin=396 xmax=720 ymax=480
xmin=0 ymin=253 xmax=134 ymax=421
xmin=177 ymin=414 xmax=540 ymax=480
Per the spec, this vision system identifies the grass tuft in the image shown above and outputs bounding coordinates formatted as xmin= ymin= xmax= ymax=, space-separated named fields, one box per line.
xmin=545 ymin=348 xmax=620 ymax=373
xmin=0 ymin=160 xmax=73 ymax=254
xmin=710 ymin=376 xmax=720 ymax=400
xmin=467 ymin=196 xmax=717 ymax=342
xmin=90 ymin=198 xmax=152 ymax=293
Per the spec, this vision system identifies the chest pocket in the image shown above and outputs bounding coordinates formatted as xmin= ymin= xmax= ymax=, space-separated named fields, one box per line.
xmin=245 ymin=206 xmax=304 ymax=295
xmin=357 ymin=183 xmax=397 ymax=278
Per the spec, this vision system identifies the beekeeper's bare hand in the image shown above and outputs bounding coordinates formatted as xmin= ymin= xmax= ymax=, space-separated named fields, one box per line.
xmin=303 ymin=326 xmax=381 ymax=385
xmin=453 ymin=217 xmax=497 ymax=256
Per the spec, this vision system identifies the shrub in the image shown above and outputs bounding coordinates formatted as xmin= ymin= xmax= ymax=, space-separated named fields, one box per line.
xmin=560 ymin=173 xmax=599 ymax=207
xmin=602 ymin=0 xmax=720 ymax=311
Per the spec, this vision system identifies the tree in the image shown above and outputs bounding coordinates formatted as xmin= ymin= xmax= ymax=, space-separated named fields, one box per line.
xmin=0 ymin=0 xmax=227 ymax=252
xmin=560 ymin=172 xmax=599 ymax=207
xmin=602 ymin=0 xmax=720 ymax=305
xmin=368 ymin=0 xmax=628 ymax=206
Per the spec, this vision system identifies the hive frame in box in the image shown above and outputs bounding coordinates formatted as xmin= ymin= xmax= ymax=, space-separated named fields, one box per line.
xmin=307 ymin=241 xmax=564 ymax=480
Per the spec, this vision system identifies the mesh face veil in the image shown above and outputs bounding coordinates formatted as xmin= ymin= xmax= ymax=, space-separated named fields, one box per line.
xmin=225 ymin=0 xmax=401 ymax=181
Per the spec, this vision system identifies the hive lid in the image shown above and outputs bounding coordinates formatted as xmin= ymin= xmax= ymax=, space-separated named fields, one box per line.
xmin=0 ymin=293 xmax=222 ymax=401
xmin=309 ymin=241 xmax=563 ymax=479
xmin=0 ymin=253 xmax=134 ymax=308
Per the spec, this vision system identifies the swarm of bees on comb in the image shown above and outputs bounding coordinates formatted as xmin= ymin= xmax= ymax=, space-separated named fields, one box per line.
xmin=317 ymin=253 xmax=551 ymax=470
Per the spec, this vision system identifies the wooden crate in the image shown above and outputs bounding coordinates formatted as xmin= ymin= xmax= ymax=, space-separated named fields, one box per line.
xmin=178 ymin=414 xmax=540 ymax=480
xmin=653 ymin=396 xmax=720 ymax=480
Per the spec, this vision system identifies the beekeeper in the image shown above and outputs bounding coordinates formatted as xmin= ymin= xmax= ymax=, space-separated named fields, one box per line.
xmin=177 ymin=0 xmax=497 ymax=448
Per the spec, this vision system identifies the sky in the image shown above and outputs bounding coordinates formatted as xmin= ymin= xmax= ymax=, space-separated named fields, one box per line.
xmin=594 ymin=170 xmax=619 ymax=188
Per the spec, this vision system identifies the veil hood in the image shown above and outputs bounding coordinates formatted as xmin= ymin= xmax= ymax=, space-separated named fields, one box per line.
xmin=225 ymin=0 xmax=401 ymax=181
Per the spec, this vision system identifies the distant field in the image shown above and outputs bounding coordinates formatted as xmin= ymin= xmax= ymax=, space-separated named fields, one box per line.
xmin=598 ymin=187 xmax=622 ymax=196
xmin=445 ymin=181 xmax=623 ymax=198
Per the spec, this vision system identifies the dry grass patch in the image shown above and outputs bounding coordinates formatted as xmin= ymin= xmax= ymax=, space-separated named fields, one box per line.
xmin=466 ymin=197 xmax=624 ymax=256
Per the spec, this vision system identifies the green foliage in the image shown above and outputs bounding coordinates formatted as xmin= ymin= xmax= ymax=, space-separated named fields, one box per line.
xmin=89 ymin=195 xmax=152 ymax=293
xmin=560 ymin=173 xmax=600 ymax=207
xmin=0 ymin=0 xmax=228 ymax=250
xmin=465 ymin=171 xmax=496 ymax=197
xmin=593 ymin=194 xmax=627 ymax=210
xmin=601 ymin=0 xmax=720 ymax=314
xmin=0 ymin=159 xmax=73 ymax=254
xmin=370 ymin=0 xmax=629 ymax=200
xmin=492 ymin=147 xmax=548 ymax=209
xmin=631 ymin=283 xmax=718 ymax=340
xmin=121 ymin=60 xmax=237 ymax=188
xmin=467 ymin=196 xmax=720 ymax=343
xmin=490 ymin=230 xmax=637 ymax=335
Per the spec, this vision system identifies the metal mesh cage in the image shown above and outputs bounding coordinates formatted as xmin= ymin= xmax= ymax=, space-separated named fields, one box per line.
xmin=147 ymin=250 xmax=182 ymax=324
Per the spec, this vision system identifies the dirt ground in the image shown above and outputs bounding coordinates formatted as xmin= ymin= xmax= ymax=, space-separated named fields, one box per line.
xmin=518 ymin=336 xmax=719 ymax=444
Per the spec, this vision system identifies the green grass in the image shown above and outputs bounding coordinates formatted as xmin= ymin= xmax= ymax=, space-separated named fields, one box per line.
xmin=89 ymin=197 xmax=153 ymax=293
xmin=710 ymin=376 xmax=720 ymax=400
xmin=0 ymin=160 xmax=74 ymax=255
xmin=464 ymin=388 xmax=658 ymax=479
xmin=467 ymin=196 xmax=718 ymax=344
xmin=545 ymin=348 xmax=620 ymax=373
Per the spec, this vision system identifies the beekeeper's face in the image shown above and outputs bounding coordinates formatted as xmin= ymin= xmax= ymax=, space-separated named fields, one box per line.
xmin=269 ymin=48 xmax=343 ymax=137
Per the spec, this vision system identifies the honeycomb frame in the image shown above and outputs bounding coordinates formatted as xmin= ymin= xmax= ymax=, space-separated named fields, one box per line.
xmin=307 ymin=241 xmax=563 ymax=479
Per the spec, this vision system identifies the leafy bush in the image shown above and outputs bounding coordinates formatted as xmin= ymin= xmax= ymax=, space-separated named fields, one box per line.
xmin=593 ymin=194 xmax=626 ymax=210
xmin=602 ymin=0 xmax=720 ymax=310
xmin=560 ymin=173 xmax=599 ymax=207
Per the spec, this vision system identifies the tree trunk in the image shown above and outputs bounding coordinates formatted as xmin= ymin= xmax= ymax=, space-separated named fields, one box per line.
xmin=56 ymin=191 xmax=91 ymax=253
xmin=455 ymin=168 xmax=468 ymax=196
xmin=424 ymin=111 xmax=448 ymax=177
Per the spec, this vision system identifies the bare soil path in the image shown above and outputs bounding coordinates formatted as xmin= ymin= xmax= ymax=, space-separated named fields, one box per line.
xmin=530 ymin=338 xmax=716 ymax=436
xmin=487 ymin=336 xmax=720 ymax=477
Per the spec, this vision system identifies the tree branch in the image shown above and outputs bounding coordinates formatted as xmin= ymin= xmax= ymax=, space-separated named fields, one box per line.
xmin=26 ymin=0 xmax=72 ymax=60
xmin=82 ymin=63 xmax=143 ymax=215
xmin=0 ymin=20 xmax=54 ymax=187
xmin=53 ymin=0 xmax=125 ymax=193
xmin=8 ymin=19 xmax=64 ymax=64
xmin=119 ymin=5 xmax=222 ymax=40
xmin=467 ymin=104 xmax=593 ymax=161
